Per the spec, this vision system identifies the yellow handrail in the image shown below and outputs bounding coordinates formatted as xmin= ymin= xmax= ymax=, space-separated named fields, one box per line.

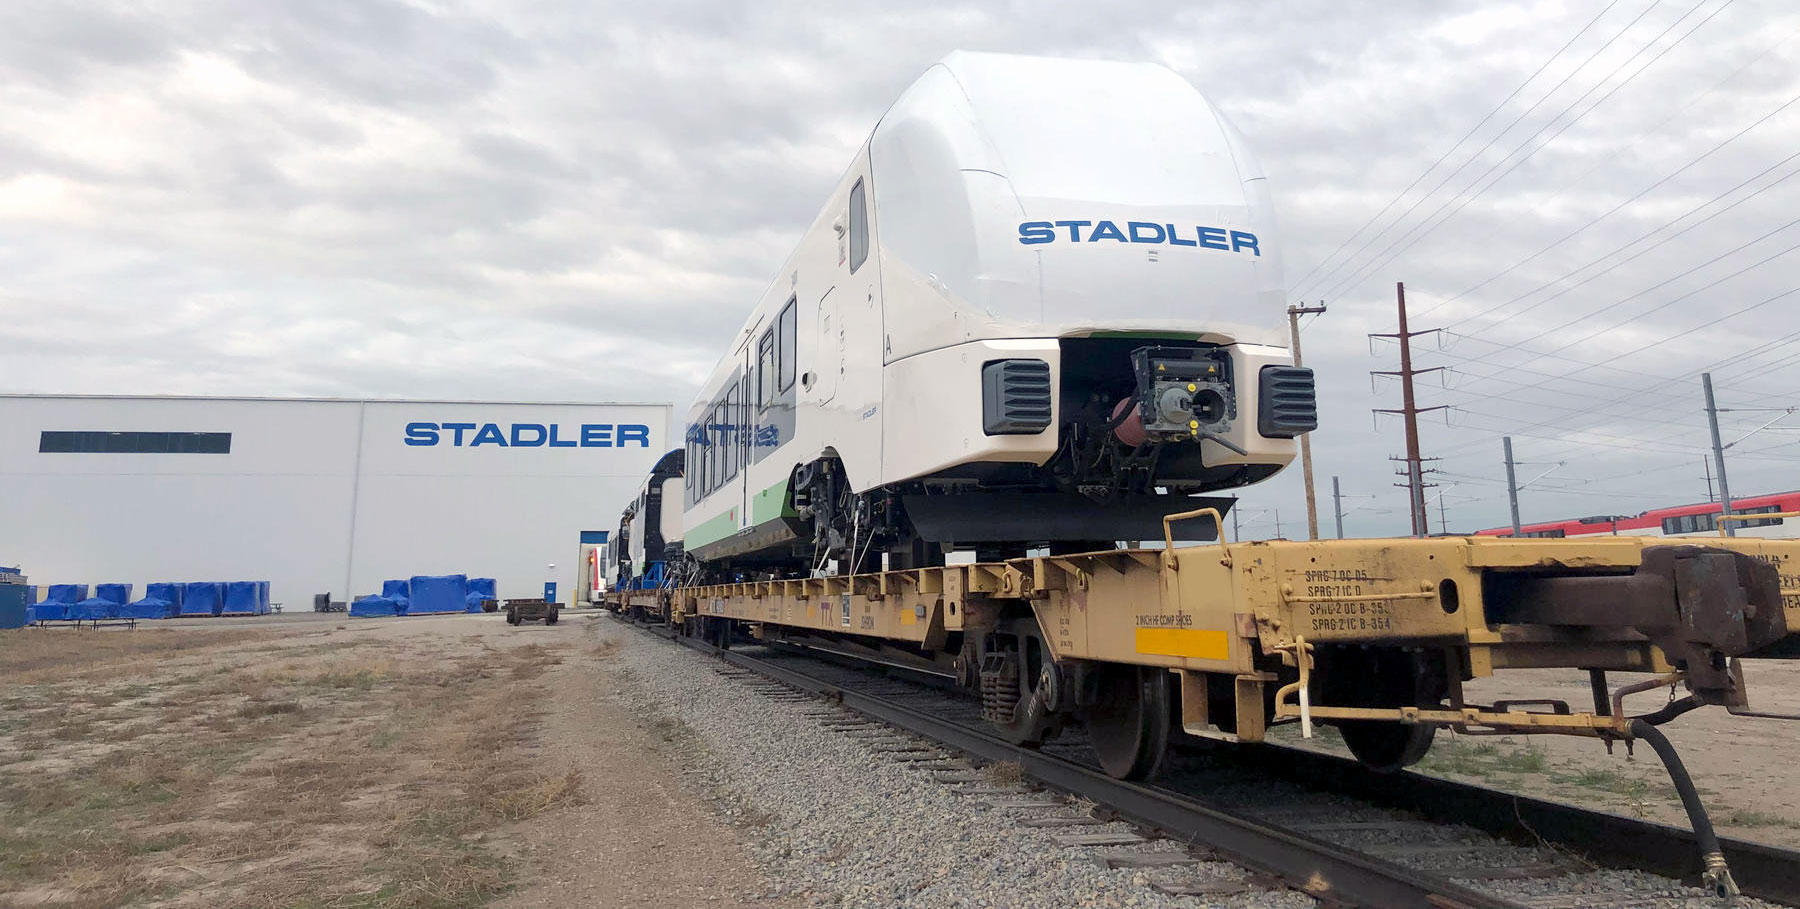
xmin=1716 ymin=510 xmax=1800 ymax=536
xmin=1161 ymin=506 xmax=1226 ymax=552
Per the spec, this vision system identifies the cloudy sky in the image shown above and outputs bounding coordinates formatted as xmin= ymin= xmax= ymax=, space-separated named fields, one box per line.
xmin=4 ymin=0 xmax=1798 ymax=538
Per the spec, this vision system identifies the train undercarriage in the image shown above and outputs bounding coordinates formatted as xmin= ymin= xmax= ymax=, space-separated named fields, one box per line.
xmin=612 ymin=517 xmax=1800 ymax=896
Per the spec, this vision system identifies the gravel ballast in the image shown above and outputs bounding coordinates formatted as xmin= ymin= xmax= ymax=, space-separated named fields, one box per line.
xmin=608 ymin=624 xmax=1312 ymax=908
xmin=604 ymin=620 xmax=1779 ymax=909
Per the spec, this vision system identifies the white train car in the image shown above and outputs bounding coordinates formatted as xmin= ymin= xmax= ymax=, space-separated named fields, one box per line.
xmin=682 ymin=52 xmax=1313 ymax=575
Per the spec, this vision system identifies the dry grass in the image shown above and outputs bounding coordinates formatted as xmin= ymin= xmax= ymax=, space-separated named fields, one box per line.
xmin=984 ymin=760 xmax=1026 ymax=786
xmin=0 ymin=629 xmax=272 ymax=683
xmin=0 ymin=629 xmax=582 ymax=908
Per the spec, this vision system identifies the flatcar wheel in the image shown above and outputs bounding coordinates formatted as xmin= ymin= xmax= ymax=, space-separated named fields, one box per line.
xmin=1080 ymin=665 xmax=1171 ymax=780
xmin=1320 ymin=646 xmax=1440 ymax=773
xmin=1339 ymin=722 xmax=1434 ymax=772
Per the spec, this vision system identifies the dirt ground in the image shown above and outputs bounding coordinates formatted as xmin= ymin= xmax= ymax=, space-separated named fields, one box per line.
xmin=1268 ymin=660 xmax=1800 ymax=848
xmin=7 ymin=612 xmax=1795 ymax=907
xmin=0 ymin=610 xmax=791 ymax=908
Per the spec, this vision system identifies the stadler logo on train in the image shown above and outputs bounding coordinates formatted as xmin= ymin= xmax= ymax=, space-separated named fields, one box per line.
xmin=1016 ymin=220 xmax=1261 ymax=255
xmin=403 ymin=422 xmax=652 ymax=448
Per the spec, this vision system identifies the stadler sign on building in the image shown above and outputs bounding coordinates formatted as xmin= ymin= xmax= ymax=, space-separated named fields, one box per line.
xmin=1 ymin=395 xmax=670 ymax=607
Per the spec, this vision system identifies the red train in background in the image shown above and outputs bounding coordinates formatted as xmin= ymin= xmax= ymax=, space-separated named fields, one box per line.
xmin=1476 ymin=490 xmax=1800 ymax=539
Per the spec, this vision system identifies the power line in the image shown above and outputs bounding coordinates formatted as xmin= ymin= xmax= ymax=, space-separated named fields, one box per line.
xmin=1314 ymin=0 xmax=1734 ymax=304
xmin=1415 ymin=14 xmax=1800 ymax=320
xmin=1442 ymin=150 xmax=1800 ymax=333
xmin=1435 ymin=318 xmax=1800 ymax=413
xmin=1286 ymin=0 xmax=1628 ymax=294
xmin=1295 ymin=0 xmax=1662 ymax=299
xmin=1428 ymin=283 xmax=1800 ymax=458
xmin=1437 ymin=224 xmax=1800 ymax=372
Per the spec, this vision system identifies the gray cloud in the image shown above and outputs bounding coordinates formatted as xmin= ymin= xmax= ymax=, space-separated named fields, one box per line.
xmin=4 ymin=0 xmax=1798 ymax=536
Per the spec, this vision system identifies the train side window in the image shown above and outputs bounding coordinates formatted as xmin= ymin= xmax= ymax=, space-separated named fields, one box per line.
xmin=848 ymin=178 xmax=868 ymax=273
xmin=757 ymin=330 xmax=776 ymax=410
xmin=778 ymin=297 xmax=796 ymax=391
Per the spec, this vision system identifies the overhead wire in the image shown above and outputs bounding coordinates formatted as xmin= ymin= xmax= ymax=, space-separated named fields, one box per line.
xmin=1439 ymin=150 xmax=1800 ymax=333
xmin=1314 ymin=0 xmax=1734 ymax=304
xmin=1413 ymin=16 xmax=1800 ymax=320
xmin=1285 ymin=0 xmax=1628 ymax=295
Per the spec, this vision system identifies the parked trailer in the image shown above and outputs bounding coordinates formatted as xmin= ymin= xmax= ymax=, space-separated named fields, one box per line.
xmin=503 ymin=598 xmax=559 ymax=626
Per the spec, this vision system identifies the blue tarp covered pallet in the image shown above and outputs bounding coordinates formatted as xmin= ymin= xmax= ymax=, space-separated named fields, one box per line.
xmin=466 ymin=577 xmax=496 ymax=613
xmin=34 ymin=585 xmax=86 ymax=622
xmin=381 ymin=580 xmax=411 ymax=613
xmin=222 ymin=581 xmax=261 ymax=615
xmin=180 ymin=582 xmax=223 ymax=616
xmin=407 ymin=575 xmax=467 ymax=614
xmin=122 ymin=582 xmax=184 ymax=618
xmin=121 ymin=596 xmax=176 ymax=619
xmin=73 ymin=582 xmax=134 ymax=620
xmin=71 ymin=598 xmax=117 ymax=620
xmin=349 ymin=595 xmax=400 ymax=618
xmin=258 ymin=581 xmax=271 ymax=615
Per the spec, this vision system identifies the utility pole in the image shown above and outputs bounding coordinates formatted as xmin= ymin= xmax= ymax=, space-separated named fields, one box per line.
xmin=1436 ymin=489 xmax=1448 ymax=536
xmin=1332 ymin=475 xmax=1345 ymax=539
xmin=1371 ymin=282 xmax=1444 ymax=538
xmin=1703 ymin=456 xmax=1715 ymax=503
xmin=1703 ymin=373 xmax=1736 ymax=536
xmin=1288 ymin=302 xmax=1327 ymax=539
xmin=1231 ymin=506 xmax=1240 ymax=543
xmin=1503 ymin=436 xmax=1522 ymax=536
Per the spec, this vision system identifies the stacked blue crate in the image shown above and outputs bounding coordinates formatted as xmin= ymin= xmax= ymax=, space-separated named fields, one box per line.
xmin=34 ymin=585 xmax=87 ymax=622
xmin=180 ymin=582 xmax=223 ymax=616
xmin=407 ymin=575 xmax=467 ymax=614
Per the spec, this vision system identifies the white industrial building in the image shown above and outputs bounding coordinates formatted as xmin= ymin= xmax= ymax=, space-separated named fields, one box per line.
xmin=1 ymin=395 xmax=670 ymax=607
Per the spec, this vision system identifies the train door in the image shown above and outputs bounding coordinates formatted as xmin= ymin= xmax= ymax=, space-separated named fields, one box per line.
xmin=740 ymin=339 xmax=755 ymax=520
xmin=813 ymin=286 xmax=841 ymax=403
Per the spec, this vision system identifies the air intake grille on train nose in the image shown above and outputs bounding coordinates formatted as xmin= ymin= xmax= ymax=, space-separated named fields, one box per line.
xmin=982 ymin=359 xmax=1053 ymax=435
xmin=1258 ymin=365 xmax=1317 ymax=438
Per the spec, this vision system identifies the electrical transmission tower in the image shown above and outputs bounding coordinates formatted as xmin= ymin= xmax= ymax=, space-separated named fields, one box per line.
xmin=1370 ymin=282 xmax=1443 ymax=537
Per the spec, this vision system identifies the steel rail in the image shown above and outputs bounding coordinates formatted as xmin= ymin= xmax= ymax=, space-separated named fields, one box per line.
xmin=1218 ymin=740 xmax=1800 ymax=906
xmin=649 ymin=626 xmax=1521 ymax=909
xmin=773 ymin=628 xmax=1800 ymax=903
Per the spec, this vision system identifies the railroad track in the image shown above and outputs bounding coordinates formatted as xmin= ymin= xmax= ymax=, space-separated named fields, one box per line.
xmin=613 ymin=615 xmax=1799 ymax=908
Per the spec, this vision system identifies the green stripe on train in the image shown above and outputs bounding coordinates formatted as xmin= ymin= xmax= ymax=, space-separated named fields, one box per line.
xmin=687 ymin=479 xmax=797 ymax=550
xmin=685 ymin=507 xmax=740 ymax=549
xmin=752 ymin=477 xmax=796 ymax=524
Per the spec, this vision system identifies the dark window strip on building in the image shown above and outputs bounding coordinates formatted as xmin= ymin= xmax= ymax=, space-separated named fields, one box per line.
xmin=39 ymin=431 xmax=232 ymax=454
